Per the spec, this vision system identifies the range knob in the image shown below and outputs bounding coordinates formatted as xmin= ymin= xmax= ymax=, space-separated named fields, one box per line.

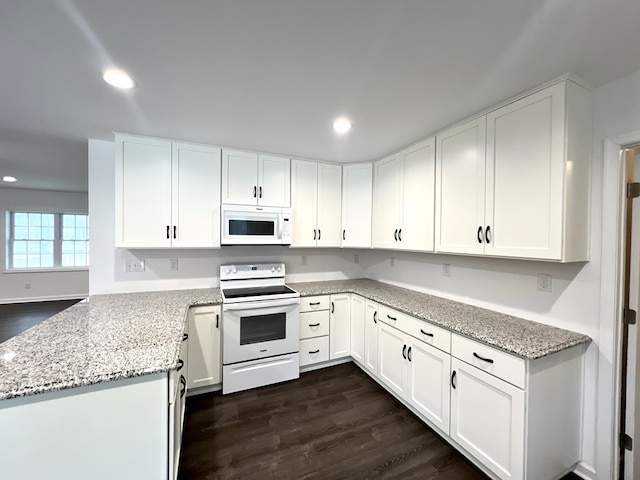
xmin=270 ymin=267 xmax=276 ymax=273
xmin=225 ymin=268 xmax=231 ymax=275
xmin=276 ymin=266 xmax=281 ymax=272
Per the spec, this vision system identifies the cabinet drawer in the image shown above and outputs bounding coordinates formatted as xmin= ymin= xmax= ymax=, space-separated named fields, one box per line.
xmin=299 ymin=311 xmax=330 ymax=339
xmin=299 ymin=336 xmax=330 ymax=366
xmin=451 ymin=334 xmax=525 ymax=389
xmin=404 ymin=317 xmax=451 ymax=354
xmin=300 ymin=295 xmax=330 ymax=312
xmin=378 ymin=304 xmax=413 ymax=329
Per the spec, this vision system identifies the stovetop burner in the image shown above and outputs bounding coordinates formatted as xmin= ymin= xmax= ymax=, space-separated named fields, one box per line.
xmin=222 ymin=285 xmax=297 ymax=299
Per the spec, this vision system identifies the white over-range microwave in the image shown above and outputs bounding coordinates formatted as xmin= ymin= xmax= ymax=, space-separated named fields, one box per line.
xmin=220 ymin=204 xmax=292 ymax=245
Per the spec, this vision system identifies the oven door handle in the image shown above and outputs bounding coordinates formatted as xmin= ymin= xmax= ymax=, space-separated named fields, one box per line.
xmin=223 ymin=298 xmax=300 ymax=311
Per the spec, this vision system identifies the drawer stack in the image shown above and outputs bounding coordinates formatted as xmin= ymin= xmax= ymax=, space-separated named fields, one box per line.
xmin=299 ymin=296 xmax=330 ymax=366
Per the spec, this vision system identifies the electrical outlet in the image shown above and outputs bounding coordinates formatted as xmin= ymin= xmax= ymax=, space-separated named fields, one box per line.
xmin=354 ymin=254 xmax=359 ymax=264
xmin=390 ymin=257 xmax=395 ymax=268
xmin=301 ymin=255 xmax=307 ymax=266
xmin=169 ymin=259 xmax=179 ymax=271
xmin=126 ymin=259 xmax=145 ymax=273
xmin=25 ymin=282 xmax=31 ymax=290
xmin=443 ymin=264 xmax=451 ymax=277
xmin=537 ymin=274 xmax=552 ymax=293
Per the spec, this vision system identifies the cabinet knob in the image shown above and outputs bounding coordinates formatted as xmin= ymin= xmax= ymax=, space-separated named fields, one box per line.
xmin=313 ymin=229 xmax=317 ymax=240
xmin=402 ymin=344 xmax=407 ymax=359
xmin=167 ymin=225 xmax=170 ymax=239
xmin=398 ymin=228 xmax=402 ymax=241
xmin=343 ymin=230 xmax=346 ymax=241
xmin=473 ymin=352 xmax=494 ymax=364
xmin=485 ymin=226 xmax=491 ymax=244
xmin=407 ymin=346 xmax=412 ymax=362
xmin=259 ymin=186 xmax=262 ymax=198
xmin=394 ymin=229 xmax=398 ymax=241
xmin=477 ymin=226 xmax=483 ymax=243
xmin=451 ymin=370 xmax=457 ymax=389
xmin=253 ymin=186 xmax=257 ymax=198
xmin=318 ymin=229 xmax=321 ymax=240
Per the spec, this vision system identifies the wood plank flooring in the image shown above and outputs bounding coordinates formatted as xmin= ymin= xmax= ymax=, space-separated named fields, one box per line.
xmin=0 ymin=299 xmax=81 ymax=343
xmin=179 ymin=362 xmax=582 ymax=480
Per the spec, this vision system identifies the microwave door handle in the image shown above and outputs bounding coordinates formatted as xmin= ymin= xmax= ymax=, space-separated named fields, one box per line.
xmin=223 ymin=298 xmax=300 ymax=311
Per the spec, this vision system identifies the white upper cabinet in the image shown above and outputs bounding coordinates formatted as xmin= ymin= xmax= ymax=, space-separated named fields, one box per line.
xmin=171 ymin=142 xmax=222 ymax=248
xmin=372 ymin=154 xmax=402 ymax=249
xmin=115 ymin=134 xmax=221 ymax=248
xmin=341 ymin=163 xmax=373 ymax=248
xmin=291 ymin=159 xmax=342 ymax=247
xmin=435 ymin=117 xmax=487 ymax=255
xmin=435 ymin=79 xmax=592 ymax=261
xmin=373 ymin=138 xmax=435 ymax=252
xmin=222 ymin=149 xmax=290 ymax=207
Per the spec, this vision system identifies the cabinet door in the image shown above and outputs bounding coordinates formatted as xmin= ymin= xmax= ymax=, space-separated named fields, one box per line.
xmin=435 ymin=118 xmax=487 ymax=255
xmin=291 ymin=159 xmax=318 ymax=247
xmin=400 ymin=138 xmax=435 ymax=252
xmin=258 ymin=154 xmax=290 ymax=207
xmin=115 ymin=134 xmax=172 ymax=248
xmin=485 ymin=83 xmax=565 ymax=260
xmin=378 ymin=322 xmax=407 ymax=397
xmin=450 ymin=358 xmax=525 ymax=480
xmin=172 ymin=143 xmax=222 ymax=248
xmin=372 ymin=154 xmax=402 ymax=249
xmin=350 ymin=295 xmax=365 ymax=364
xmin=187 ymin=306 xmax=221 ymax=389
xmin=221 ymin=149 xmax=258 ymax=205
xmin=329 ymin=294 xmax=351 ymax=359
xmin=342 ymin=163 xmax=373 ymax=248
xmin=364 ymin=300 xmax=379 ymax=375
xmin=406 ymin=339 xmax=450 ymax=435
xmin=317 ymin=163 xmax=342 ymax=247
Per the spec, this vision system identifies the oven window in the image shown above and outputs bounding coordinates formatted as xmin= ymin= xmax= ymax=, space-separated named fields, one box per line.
xmin=229 ymin=219 xmax=275 ymax=236
xmin=240 ymin=312 xmax=286 ymax=345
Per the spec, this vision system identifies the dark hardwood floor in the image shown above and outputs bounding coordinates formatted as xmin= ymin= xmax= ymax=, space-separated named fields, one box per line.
xmin=179 ymin=363 xmax=582 ymax=480
xmin=0 ymin=299 xmax=81 ymax=343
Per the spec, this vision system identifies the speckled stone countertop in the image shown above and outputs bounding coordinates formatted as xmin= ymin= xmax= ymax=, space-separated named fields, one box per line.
xmin=0 ymin=288 xmax=221 ymax=401
xmin=1 ymin=278 xmax=589 ymax=402
xmin=289 ymin=279 xmax=590 ymax=360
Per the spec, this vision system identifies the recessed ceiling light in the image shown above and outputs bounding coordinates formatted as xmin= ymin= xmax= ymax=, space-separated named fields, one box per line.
xmin=102 ymin=68 xmax=136 ymax=89
xmin=2 ymin=176 xmax=17 ymax=183
xmin=333 ymin=117 xmax=352 ymax=135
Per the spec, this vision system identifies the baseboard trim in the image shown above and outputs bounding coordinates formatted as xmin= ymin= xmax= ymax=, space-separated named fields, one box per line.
xmin=299 ymin=356 xmax=351 ymax=373
xmin=572 ymin=462 xmax=596 ymax=480
xmin=0 ymin=294 xmax=87 ymax=305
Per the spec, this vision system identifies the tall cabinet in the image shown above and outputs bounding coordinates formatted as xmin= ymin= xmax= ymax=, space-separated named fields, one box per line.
xmin=372 ymin=137 xmax=435 ymax=251
xmin=291 ymin=159 xmax=342 ymax=247
xmin=115 ymin=134 xmax=222 ymax=248
xmin=435 ymin=79 xmax=592 ymax=261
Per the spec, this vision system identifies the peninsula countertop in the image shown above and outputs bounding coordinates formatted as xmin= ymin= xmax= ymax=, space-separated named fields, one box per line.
xmin=0 ymin=289 xmax=221 ymax=401
xmin=0 ymin=279 xmax=590 ymax=402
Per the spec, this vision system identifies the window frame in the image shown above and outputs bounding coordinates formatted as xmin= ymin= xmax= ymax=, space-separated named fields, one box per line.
xmin=5 ymin=211 xmax=89 ymax=273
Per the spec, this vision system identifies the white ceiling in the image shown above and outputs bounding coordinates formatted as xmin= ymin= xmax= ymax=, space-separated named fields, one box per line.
xmin=2 ymin=0 xmax=640 ymax=193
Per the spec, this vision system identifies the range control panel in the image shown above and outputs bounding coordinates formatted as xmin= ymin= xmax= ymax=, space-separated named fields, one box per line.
xmin=220 ymin=263 xmax=285 ymax=280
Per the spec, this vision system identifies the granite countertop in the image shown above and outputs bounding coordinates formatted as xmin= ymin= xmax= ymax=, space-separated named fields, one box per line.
xmin=289 ymin=279 xmax=590 ymax=360
xmin=0 ymin=288 xmax=221 ymax=401
xmin=0 ymin=278 xmax=589 ymax=402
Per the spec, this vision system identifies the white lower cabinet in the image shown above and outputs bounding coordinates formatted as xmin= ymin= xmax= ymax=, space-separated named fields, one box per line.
xmin=363 ymin=299 xmax=379 ymax=375
xmin=299 ymin=296 xmax=331 ymax=367
xmin=187 ymin=305 xmax=221 ymax=390
xmin=378 ymin=319 xmax=451 ymax=435
xmin=450 ymin=357 xmax=524 ymax=480
xmin=350 ymin=295 xmax=365 ymax=364
xmin=329 ymin=294 xmax=351 ymax=359
xmin=449 ymin=334 xmax=583 ymax=480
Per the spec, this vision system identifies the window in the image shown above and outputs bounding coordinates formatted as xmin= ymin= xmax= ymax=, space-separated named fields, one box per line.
xmin=6 ymin=212 xmax=89 ymax=270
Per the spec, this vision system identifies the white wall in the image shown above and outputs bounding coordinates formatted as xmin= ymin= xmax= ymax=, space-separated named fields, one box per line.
xmin=88 ymin=139 xmax=365 ymax=295
xmin=0 ymin=187 xmax=89 ymax=303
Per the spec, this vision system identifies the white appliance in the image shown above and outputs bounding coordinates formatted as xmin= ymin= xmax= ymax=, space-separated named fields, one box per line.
xmin=220 ymin=204 xmax=292 ymax=245
xmin=220 ymin=262 xmax=300 ymax=394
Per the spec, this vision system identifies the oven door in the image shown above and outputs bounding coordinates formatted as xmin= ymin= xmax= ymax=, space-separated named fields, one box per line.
xmin=222 ymin=297 xmax=299 ymax=364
